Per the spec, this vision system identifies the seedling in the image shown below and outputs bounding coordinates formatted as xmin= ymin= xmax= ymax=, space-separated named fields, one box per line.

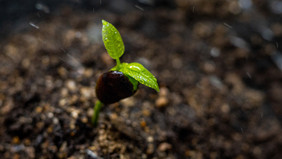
xmin=92 ymin=20 xmax=159 ymax=125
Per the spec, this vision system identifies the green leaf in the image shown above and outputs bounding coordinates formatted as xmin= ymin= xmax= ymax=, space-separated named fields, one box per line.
xmin=102 ymin=20 xmax=125 ymax=60
xmin=112 ymin=62 xmax=159 ymax=92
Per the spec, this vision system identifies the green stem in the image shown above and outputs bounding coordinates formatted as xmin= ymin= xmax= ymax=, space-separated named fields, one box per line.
xmin=116 ymin=58 xmax=121 ymax=69
xmin=92 ymin=100 xmax=103 ymax=126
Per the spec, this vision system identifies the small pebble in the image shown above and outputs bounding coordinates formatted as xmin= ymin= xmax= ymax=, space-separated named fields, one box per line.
xmin=52 ymin=118 xmax=59 ymax=125
xmin=221 ymin=103 xmax=230 ymax=113
xmin=142 ymin=109 xmax=151 ymax=117
xmin=140 ymin=120 xmax=147 ymax=128
xmin=60 ymin=88 xmax=68 ymax=97
xmin=1 ymin=100 xmax=13 ymax=114
xmin=70 ymin=131 xmax=76 ymax=137
xmin=202 ymin=62 xmax=215 ymax=73
xmin=36 ymin=122 xmax=44 ymax=130
xmin=87 ymin=108 xmax=93 ymax=118
xmin=81 ymin=116 xmax=88 ymax=123
xmin=47 ymin=126 xmax=53 ymax=133
xmin=12 ymin=136 xmax=20 ymax=144
xmin=25 ymin=147 xmax=35 ymax=158
xmin=13 ymin=154 xmax=20 ymax=159
xmin=110 ymin=113 xmax=118 ymax=120
xmin=59 ymin=99 xmax=67 ymax=107
xmin=147 ymin=136 xmax=154 ymax=143
xmin=24 ymin=139 xmax=31 ymax=146
xmin=83 ymin=68 xmax=93 ymax=78
xmin=66 ymin=80 xmax=76 ymax=92
xmin=159 ymin=87 xmax=169 ymax=97
xmin=71 ymin=111 xmax=79 ymax=119
xmin=120 ymin=98 xmax=135 ymax=107
xmin=35 ymin=106 xmax=43 ymax=113
xmin=47 ymin=112 xmax=54 ymax=118
xmin=155 ymin=97 xmax=168 ymax=107
xmin=146 ymin=143 xmax=154 ymax=154
xmin=57 ymin=67 xmax=68 ymax=78
xmin=158 ymin=142 xmax=172 ymax=152
xmin=80 ymin=87 xmax=92 ymax=98
xmin=69 ymin=95 xmax=79 ymax=104
xmin=86 ymin=149 xmax=101 ymax=159
xmin=70 ymin=120 xmax=76 ymax=130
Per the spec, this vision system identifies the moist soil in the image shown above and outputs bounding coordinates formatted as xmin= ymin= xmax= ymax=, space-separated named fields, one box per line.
xmin=1 ymin=1 xmax=282 ymax=159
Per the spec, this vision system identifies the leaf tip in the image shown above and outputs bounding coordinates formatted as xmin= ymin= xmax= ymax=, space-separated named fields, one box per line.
xmin=102 ymin=19 xmax=108 ymax=25
xmin=153 ymin=80 xmax=160 ymax=92
xmin=155 ymin=85 xmax=160 ymax=92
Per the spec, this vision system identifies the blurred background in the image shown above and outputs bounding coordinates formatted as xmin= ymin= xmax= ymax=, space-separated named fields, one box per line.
xmin=0 ymin=0 xmax=282 ymax=158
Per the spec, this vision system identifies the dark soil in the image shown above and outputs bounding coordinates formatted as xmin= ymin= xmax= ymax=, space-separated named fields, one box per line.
xmin=1 ymin=1 xmax=282 ymax=159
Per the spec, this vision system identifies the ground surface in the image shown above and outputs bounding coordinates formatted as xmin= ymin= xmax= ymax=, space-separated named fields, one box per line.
xmin=0 ymin=1 xmax=282 ymax=159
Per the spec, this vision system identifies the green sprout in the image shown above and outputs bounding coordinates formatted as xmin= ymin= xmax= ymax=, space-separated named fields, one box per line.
xmin=92 ymin=20 xmax=159 ymax=126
